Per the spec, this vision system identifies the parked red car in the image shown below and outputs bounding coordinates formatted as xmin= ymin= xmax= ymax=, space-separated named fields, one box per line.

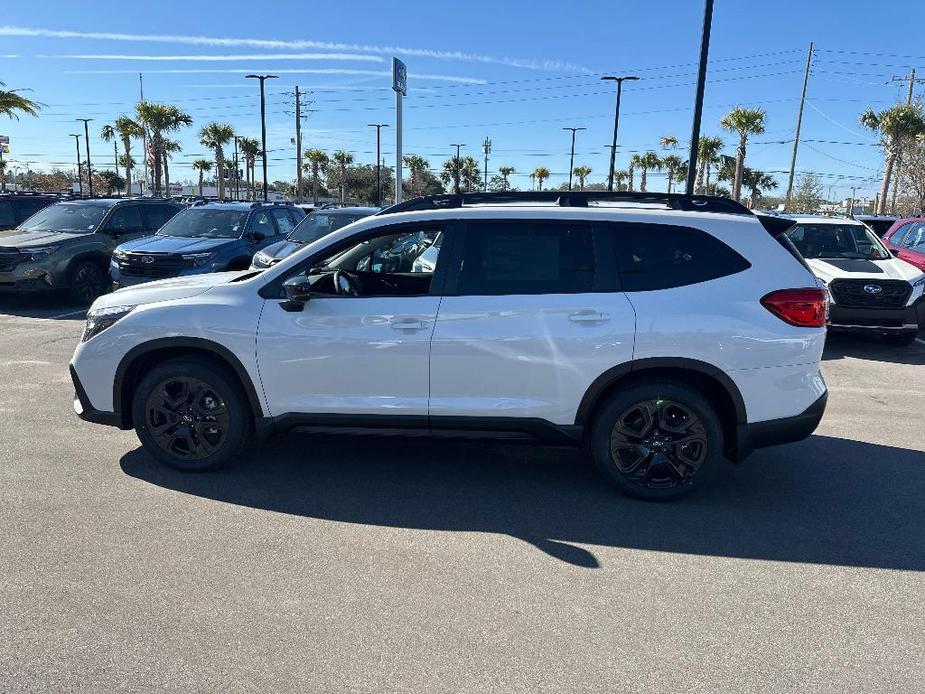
xmin=882 ymin=217 xmax=925 ymax=271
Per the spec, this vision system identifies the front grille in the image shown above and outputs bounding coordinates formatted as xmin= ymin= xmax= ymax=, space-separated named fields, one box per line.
xmin=0 ymin=248 xmax=23 ymax=272
xmin=118 ymin=252 xmax=185 ymax=278
xmin=829 ymin=279 xmax=911 ymax=309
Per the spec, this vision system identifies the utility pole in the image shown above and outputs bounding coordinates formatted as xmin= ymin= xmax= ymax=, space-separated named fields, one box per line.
xmin=451 ymin=143 xmax=465 ymax=193
xmin=69 ymin=133 xmax=83 ymax=196
xmin=601 ymin=75 xmax=638 ymax=191
xmin=369 ymin=123 xmax=389 ymax=206
xmin=139 ymin=73 xmax=147 ymax=197
xmin=685 ymin=0 xmax=715 ymax=195
xmin=76 ymin=118 xmax=93 ymax=197
xmin=848 ymin=186 xmax=857 ymax=217
xmin=784 ymin=42 xmax=814 ymax=211
xmin=233 ymin=136 xmax=240 ymax=200
xmin=563 ymin=127 xmax=586 ymax=191
xmin=246 ymin=73 xmax=278 ymax=201
xmin=482 ymin=137 xmax=492 ymax=191
xmin=295 ymin=86 xmax=303 ymax=204
xmin=886 ymin=68 xmax=924 ymax=214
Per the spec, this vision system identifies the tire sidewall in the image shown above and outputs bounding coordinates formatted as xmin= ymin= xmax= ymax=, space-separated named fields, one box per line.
xmin=132 ymin=358 xmax=249 ymax=472
xmin=68 ymin=259 xmax=107 ymax=304
xmin=590 ymin=381 xmax=723 ymax=500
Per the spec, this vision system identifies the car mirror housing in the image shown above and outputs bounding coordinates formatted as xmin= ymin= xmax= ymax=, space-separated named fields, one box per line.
xmin=281 ymin=275 xmax=311 ymax=311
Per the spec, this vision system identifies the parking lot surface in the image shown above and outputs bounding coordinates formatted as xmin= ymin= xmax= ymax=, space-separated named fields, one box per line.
xmin=1 ymin=297 xmax=923 ymax=693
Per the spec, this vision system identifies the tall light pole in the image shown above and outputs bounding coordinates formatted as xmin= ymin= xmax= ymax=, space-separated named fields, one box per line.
xmin=685 ymin=0 xmax=715 ymax=195
xmin=76 ymin=118 xmax=94 ymax=197
xmin=69 ymin=133 xmax=83 ymax=196
xmin=601 ymin=76 xmax=638 ymax=191
xmin=233 ymin=135 xmax=241 ymax=200
xmin=482 ymin=137 xmax=492 ymax=191
xmin=246 ymin=74 xmax=278 ymax=200
xmin=369 ymin=123 xmax=389 ymax=206
xmin=563 ymin=127 xmax=586 ymax=191
xmin=451 ymin=143 xmax=466 ymax=193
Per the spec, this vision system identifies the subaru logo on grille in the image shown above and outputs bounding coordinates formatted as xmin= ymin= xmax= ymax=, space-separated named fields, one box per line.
xmin=141 ymin=255 xmax=155 ymax=264
xmin=863 ymin=284 xmax=883 ymax=294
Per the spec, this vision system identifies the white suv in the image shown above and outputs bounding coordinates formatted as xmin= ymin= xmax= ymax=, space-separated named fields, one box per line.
xmin=70 ymin=192 xmax=828 ymax=500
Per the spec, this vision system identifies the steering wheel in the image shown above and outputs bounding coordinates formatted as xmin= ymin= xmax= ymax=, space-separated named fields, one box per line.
xmin=333 ymin=270 xmax=363 ymax=297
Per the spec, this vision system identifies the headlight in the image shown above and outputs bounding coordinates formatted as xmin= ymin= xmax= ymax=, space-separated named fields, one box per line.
xmin=913 ymin=276 xmax=925 ymax=298
xmin=82 ymin=305 xmax=135 ymax=342
xmin=113 ymin=249 xmax=128 ymax=261
xmin=182 ymin=252 xmax=216 ymax=267
xmin=21 ymin=246 xmax=59 ymax=262
xmin=818 ymin=278 xmax=835 ymax=304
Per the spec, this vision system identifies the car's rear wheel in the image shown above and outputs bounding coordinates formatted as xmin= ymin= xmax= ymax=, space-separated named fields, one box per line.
xmin=132 ymin=358 xmax=250 ymax=472
xmin=68 ymin=260 xmax=107 ymax=304
xmin=882 ymin=332 xmax=918 ymax=347
xmin=590 ymin=381 xmax=723 ymax=500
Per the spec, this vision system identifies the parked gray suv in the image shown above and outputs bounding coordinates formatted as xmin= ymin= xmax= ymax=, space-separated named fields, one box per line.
xmin=0 ymin=198 xmax=183 ymax=303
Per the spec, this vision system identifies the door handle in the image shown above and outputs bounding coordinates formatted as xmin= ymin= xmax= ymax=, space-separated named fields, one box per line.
xmin=390 ymin=318 xmax=428 ymax=331
xmin=568 ymin=310 xmax=610 ymax=323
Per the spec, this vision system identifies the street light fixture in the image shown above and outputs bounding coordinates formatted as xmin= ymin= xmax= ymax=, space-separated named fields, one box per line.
xmin=601 ymin=76 xmax=638 ymax=192
xmin=76 ymin=118 xmax=94 ymax=197
xmin=246 ymin=74 xmax=278 ymax=200
xmin=368 ymin=123 xmax=389 ymax=206
xmin=450 ymin=143 xmax=466 ymax=193
xmin=563 ymin=127 xmax=586 ymax=191
xmin=69 ymin=133 xmax=83 ymax=196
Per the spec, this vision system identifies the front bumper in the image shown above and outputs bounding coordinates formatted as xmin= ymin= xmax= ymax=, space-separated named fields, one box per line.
xmin=0 ymin=266 xmax=57 ymax=293
xmin=70 ymin=364 xmax=125 ymax=428
xmin=827 ymin=295 xmax=925 ymax=334
xmin=733 ymin=391 xmax=828 ymax=461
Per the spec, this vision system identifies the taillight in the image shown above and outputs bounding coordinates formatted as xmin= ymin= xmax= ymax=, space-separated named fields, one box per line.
xmin=761 ymin=288 xmax=827 ymax=328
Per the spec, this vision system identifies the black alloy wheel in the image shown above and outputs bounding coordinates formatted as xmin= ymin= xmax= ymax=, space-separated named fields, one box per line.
xmin=144 ymin=376 xmax=231 ymax=461
xmin=70 ymin=262 xmax=105 ymax=304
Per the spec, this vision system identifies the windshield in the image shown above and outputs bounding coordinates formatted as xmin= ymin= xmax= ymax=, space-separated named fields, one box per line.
xmin=289 ymin=211 xmax=369 ymax=244
xmin=786 ymin=223 xmax=891 ymax=260
xmin=18 ymin=202 xmax=109 ymax=234
xmin=157 ymin=208 xmax=248 ymax=239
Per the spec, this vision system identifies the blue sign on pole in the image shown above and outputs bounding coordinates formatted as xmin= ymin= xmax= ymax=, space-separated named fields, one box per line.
xmin=392 ymin=58 xmax=407 ymax=96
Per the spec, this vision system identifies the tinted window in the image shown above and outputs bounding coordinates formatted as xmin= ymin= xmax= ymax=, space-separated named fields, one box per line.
xmin=142 ymin=204 xmax=180 ymax=231
xmin=14 ymin=199 xmax=53 ymax=223
xmin=106 ymin=205 xmax=143 ymax=233
xmin=0 ymin=201 xmax=13 ymax=226
xmin=271 ymin=208 xmax=295 ymax=234
xmin=613 ymin=223 xmax=750 ymax=292
xmin=19 ymin=202 xmax=109 ymax=233
xmin=903 ymin=222 xmax=925 ymax=249
xmin=785 ymin=223 xmax=890 ymax=260
xmin=456 ymin=221 xmax=595 ymax=296
xmin=249 ymin=210 xmax=275 ymax=237
xmin=158 ymin=208 xmax=248 ymax=239
xmin=289 ymin=211 xmax=372 ymax=244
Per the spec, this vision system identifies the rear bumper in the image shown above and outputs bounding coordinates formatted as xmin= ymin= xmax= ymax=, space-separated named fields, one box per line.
xmin=733 ymin=390 xmax=827 ymax=461
xmin=828 ymin=296 xmax=925 ymax=333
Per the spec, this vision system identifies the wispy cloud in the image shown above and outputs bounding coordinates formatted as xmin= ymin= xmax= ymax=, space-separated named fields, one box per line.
xmin=1 ymin=25 xmax=589 ymax=72
xmin=64 ymin=67 xmax=488 ymax=84
xmin=42 ymin=52 xmax=383 ymax=63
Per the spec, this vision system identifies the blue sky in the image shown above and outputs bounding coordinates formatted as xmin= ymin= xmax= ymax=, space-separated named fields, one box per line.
xmin=1 ymin=0 xmax=923 ymax=200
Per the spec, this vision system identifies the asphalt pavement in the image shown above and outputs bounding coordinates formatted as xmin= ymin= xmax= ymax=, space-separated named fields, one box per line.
xmin=1 ymin=297 xmax=923 ymax=693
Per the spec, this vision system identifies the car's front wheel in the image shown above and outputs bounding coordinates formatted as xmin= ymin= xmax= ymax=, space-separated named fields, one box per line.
xmin=68 ymin=260 xmax=107 ymax=304
xmin=590 ymin=381 xmax=723 ymax=500
xmin=132 ymin=358 xmax=251 ymax=471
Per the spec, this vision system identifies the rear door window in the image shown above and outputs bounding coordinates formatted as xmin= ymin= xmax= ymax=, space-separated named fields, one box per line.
xmin=249 ymin=210 xmax=276 ymax=237
xmin=105 ymin=205 xmax=144 ymax=234
xmin=142 ymin=204 xmax=180 ymax=232
xmin=270 ymin=208 xmax=295 ymax=235
xmin=610 ymin=223 xmax=751 ymax=291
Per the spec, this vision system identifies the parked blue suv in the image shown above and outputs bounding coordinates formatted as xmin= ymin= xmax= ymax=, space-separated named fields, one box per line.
xmin=110 ymin=201 xmax=304 ymax=287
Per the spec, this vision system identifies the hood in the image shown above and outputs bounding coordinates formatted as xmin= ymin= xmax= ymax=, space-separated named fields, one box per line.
xmin=0 ymin=229 xmax=86 ymax=248
xmin=806 ymin=257 xmax=925 ymax=284
xmin=116 ymin=234 xmax=238 ymax=254
xmin=91 ymin=270 xmax=249 ymax=311
xmin=261 ymin=238 xmax=302 ymax=261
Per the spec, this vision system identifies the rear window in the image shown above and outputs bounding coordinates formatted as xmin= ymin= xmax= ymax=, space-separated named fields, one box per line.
xmin=611 ymin=223 xmax=751 ymax=291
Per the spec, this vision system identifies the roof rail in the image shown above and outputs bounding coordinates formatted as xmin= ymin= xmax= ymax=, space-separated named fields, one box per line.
xmin=377 ymin=191 xmax=752 ymax=216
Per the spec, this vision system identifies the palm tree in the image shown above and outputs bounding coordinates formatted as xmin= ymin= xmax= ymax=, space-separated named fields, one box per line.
xmin=638 ymin=151 xmax=662 ymax=192
xmin=331 ymin=150 xmax=354 ymax=203
xmin=613 ymin=169 xmax=629 ymax=191
xmin=161 ymin=138 xmax=182 ymax=198
xmin=136 ymin=102 xmax=192 ymax=196
xmin=239 ymin=137 xmax=261 ymax=200
xmin=529 ymin=171 xmax=537 ymax=190
xmin=498 ymin=166 xmax=515 ymax=189
xmin=696 ymin=136 xmax=724 ymax=193
xmin=860 ymin=103 xmax=925 ymax=214
xmin=743 ymin=169 xmax=778 ymax=208
xmin=192 ymin=159 xmax=213 ymax=197
xmin=100 ymin=124 xmax=120 ymax=181
xmin=662 ymin=155 xmax=685 ymax=194
xmin=532 ymin=166 xmax=550 ymax=191
xmin=303 ymin=148 xmax=329 ymax=205
xmin=660 ymin=135 xmax=679 ymax=150
xmin=0 ymin=81 xmax=42 ymax=120
xmin=199 ymin=122 xmax=235 ymax=200
xmin=113 ymin=116 xmax=143 ymax=197
xmin=459 ymin=156 xmax=481 ymax=192
xmin=402 ymin=154 xmax=429 ymax=196
xmin=573 ymin=165 xmax=592 ymax=190
xmin=628 ymin=153 xmax=642 ymax=191
xmin=720 ymin=106 xmax=766 ymax=201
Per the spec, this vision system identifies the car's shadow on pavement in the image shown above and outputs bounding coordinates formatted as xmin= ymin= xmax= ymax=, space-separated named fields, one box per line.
xmin=121 ymin=432 xmax=925 ymax=570
xmin=0 ymin=294 xmax=87 ymax=320
xmin=823 ymin=332 xmax=925 ymax=364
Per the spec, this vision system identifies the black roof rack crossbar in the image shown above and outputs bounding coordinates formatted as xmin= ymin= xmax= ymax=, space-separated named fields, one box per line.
xmin=378 ymin=191 xmax=752 ymax=216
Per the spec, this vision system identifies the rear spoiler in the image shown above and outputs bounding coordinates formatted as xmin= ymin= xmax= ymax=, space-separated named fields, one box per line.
xmin=754 ymin=213 xmax=796 ymax=237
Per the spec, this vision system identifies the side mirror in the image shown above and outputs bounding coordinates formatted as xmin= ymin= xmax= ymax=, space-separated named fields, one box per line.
xmin=281 ymin=274 xmax=311 ymax=311
xmin=891 ymin=249 xmax=901 ymax=258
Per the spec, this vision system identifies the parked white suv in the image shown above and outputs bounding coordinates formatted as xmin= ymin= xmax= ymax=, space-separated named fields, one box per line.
xmin=70 ymin=192 xmax=828 ymax=499
xmin=784 ymin=214 xmax=925 ymax=345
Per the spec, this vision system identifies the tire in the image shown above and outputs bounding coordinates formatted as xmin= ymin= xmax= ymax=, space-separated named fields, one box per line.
xmin=67 ymin=259 xmax=107 ymax=305
xmin=589 ymin=380 xmax=724 ymax=501
xmin=882 ymin=332 xmax=918 ymax=347
xmin=131 ymin=357 xmax=251 ymax=472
